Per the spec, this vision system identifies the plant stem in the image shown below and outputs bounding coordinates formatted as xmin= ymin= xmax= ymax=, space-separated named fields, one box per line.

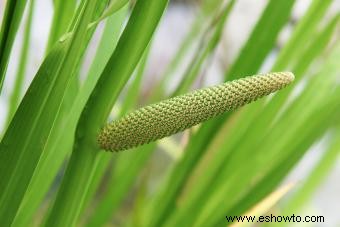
xmin=44 ymin=138 xmax=98 ymax=227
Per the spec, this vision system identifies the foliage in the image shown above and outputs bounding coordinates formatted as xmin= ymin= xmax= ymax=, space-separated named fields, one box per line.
xmin=0 ymin=0 xmax=339 ymax=226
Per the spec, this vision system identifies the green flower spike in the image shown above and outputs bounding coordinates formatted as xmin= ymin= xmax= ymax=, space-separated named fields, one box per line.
xmin=98 ymin=72 xmax=294 ymax=152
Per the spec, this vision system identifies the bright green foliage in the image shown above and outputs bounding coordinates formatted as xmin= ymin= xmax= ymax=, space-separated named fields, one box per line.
xmin=44 ymin=0 xmax=169 ymax=226
xmin=0 ymin=0 xmax=339 ymax=226
xmin=283 ymin=130 xmax=340 ymax=215
xmin=226 ymin=0 xmax=295 ymax=79
xmin=46 ymin=0 xmax=77 ymax=51
xmin=97 ymin=0 xmax=130 ymax=22
xmin=10 ymin=7 xmax=128 ymax=227
xmin=6 ymin=0 xmax=35 ymax=125
xmin=0 ymin=0 xmax=27 ymax=92
xmin=0 ymin=0 xmax=102 ymax=225
xmin=171 ymin=0 xmax=235 ymax=97
xmin=273 ymin=0 xmax=334 ymax=70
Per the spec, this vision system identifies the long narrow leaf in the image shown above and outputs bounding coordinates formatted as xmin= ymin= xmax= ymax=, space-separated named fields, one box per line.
xmin=0 ymin=1 xmax=100 ymax=225
xmin=45 ymin=1 xmax=169 ymax=226
xmin=0 ymin=0 xmax=28 ymax=92
xmin=46 ymin=0 xmax=77 ymax=52
xmin=145 ymin=2 xmax=296 ymax=225
xmin=6 ymin=0 xmax=35 ymax=126
xmin=226 ymin=0 xmax=295 ymax=79
xmin=273 ymin=0 xmax=334 ymax=70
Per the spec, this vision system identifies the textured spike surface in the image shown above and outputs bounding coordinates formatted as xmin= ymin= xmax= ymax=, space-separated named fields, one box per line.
xmin=98 ymin=72 xmax=294 ymax=152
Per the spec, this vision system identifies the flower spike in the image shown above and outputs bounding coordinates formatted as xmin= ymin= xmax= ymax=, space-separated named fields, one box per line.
xmin=98 ymin=72 xmax=294 ymax=152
